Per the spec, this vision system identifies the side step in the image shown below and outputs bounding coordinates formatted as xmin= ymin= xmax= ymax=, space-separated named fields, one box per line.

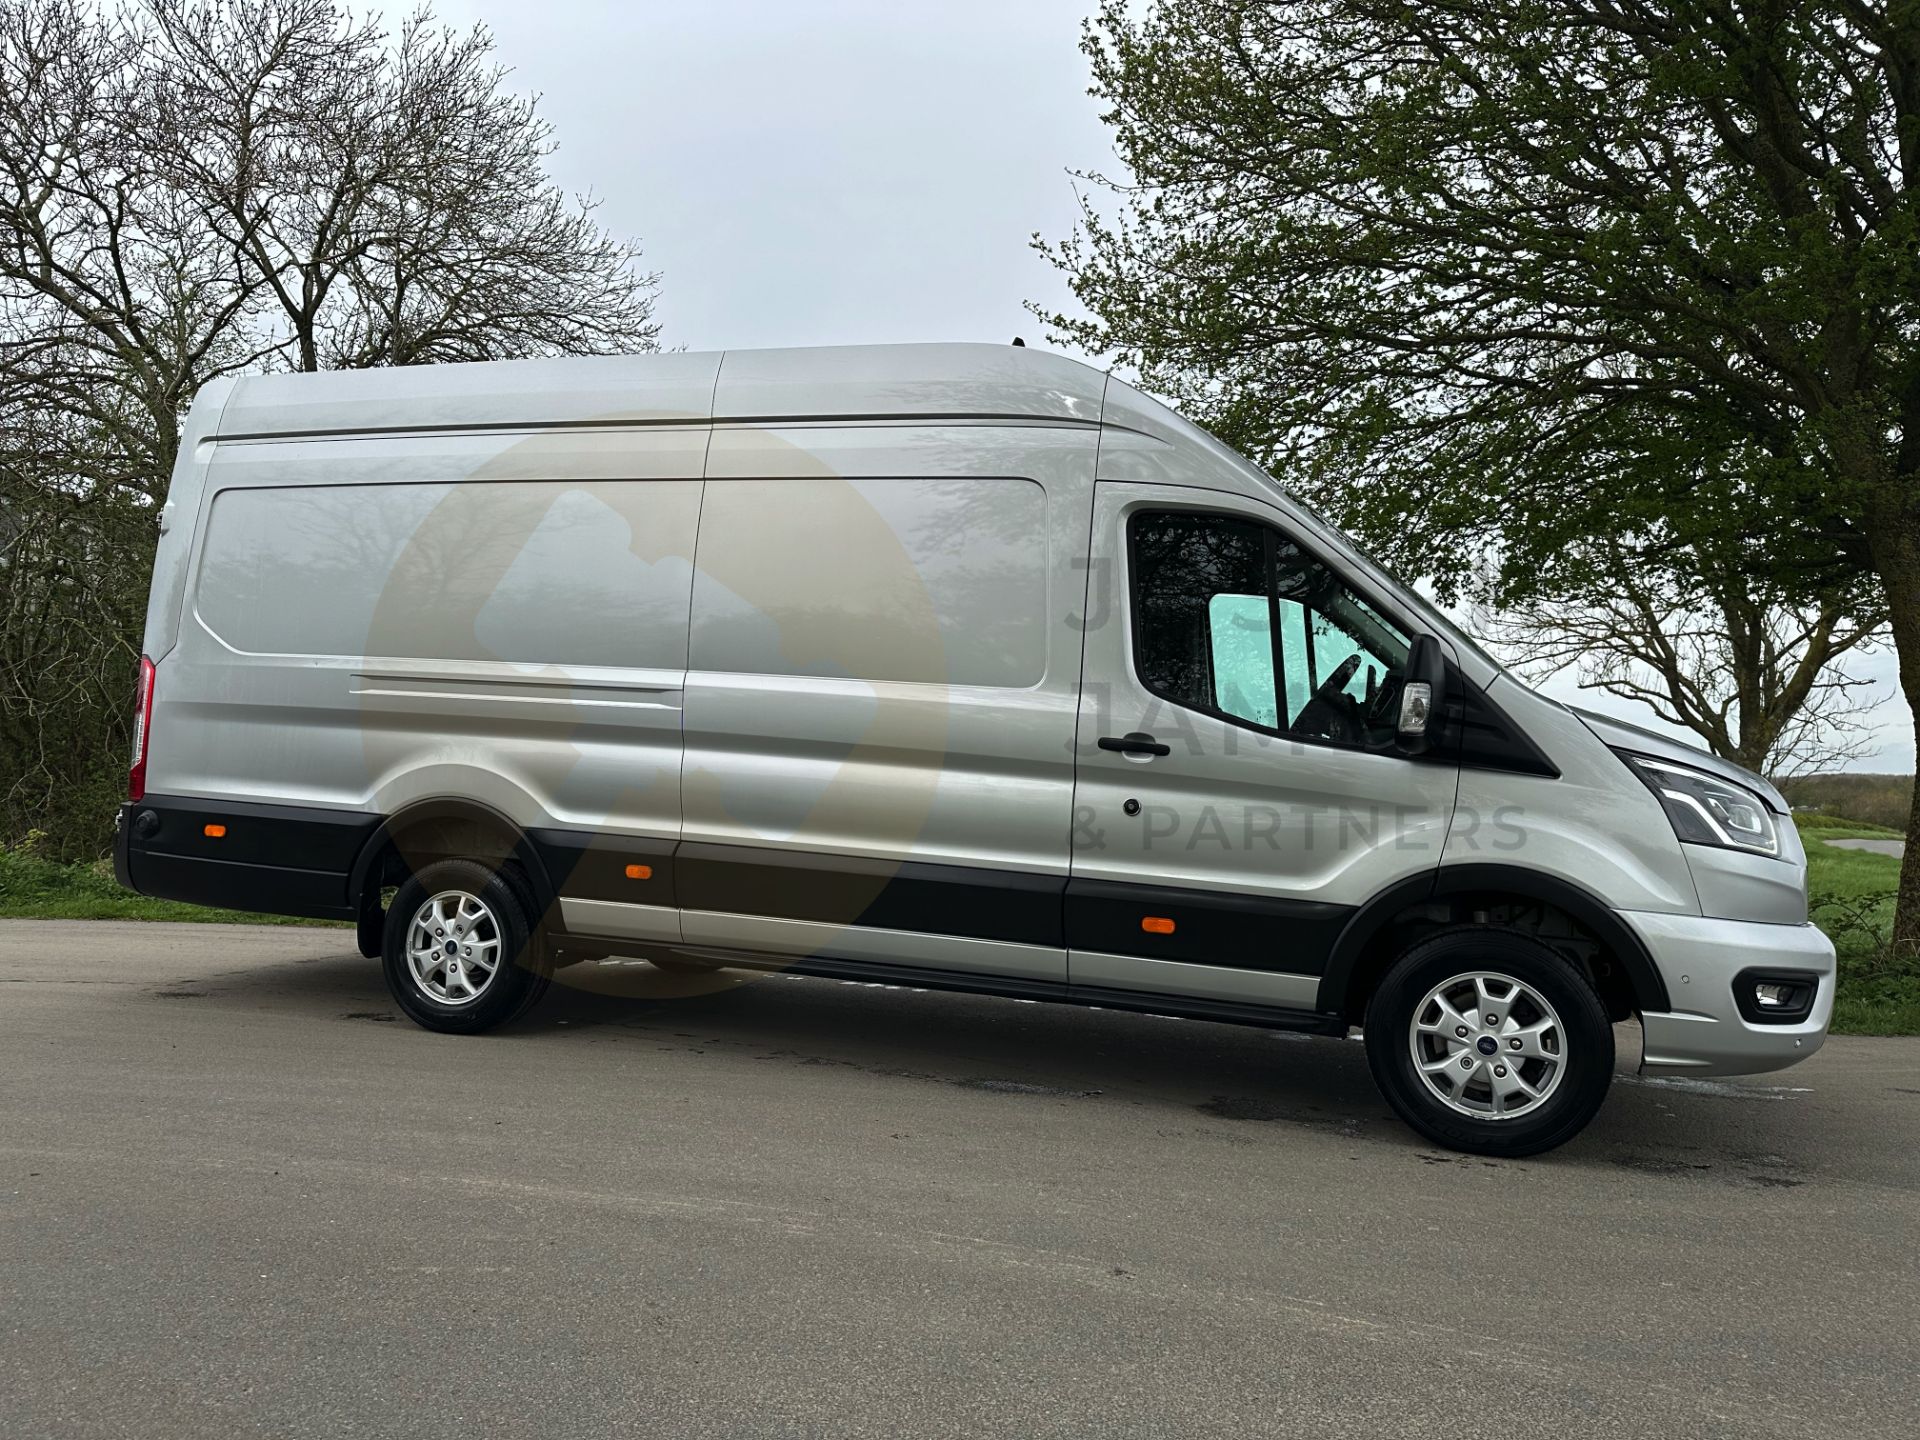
xmin=608 ymin=941 xmax=1348 ymax=1037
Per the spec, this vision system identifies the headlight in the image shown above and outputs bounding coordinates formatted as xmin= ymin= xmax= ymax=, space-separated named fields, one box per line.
xmin=1617 ymin=752 xmax=1780 ymax=857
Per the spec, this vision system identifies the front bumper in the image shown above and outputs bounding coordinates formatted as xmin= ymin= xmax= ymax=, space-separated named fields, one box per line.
xmin=1623 ymin=909 xmax=1836 ymax=1077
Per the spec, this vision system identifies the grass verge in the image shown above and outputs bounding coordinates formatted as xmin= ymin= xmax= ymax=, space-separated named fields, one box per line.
xmin=1801 ymin=821 xmax=1918 ymax=1035
xmin=0 ymin=845 xmax=343 ymax=926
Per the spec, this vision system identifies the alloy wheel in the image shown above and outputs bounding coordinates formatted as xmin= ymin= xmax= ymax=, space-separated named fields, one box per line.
xmin=404 ymin=890 xmax=502 ymax=1006
xmin=1408 ymin=970 xmax=1567 ymax=1120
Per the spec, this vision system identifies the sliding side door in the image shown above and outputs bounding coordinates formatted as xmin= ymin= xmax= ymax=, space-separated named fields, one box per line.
xmin=676 ymin=422 xmax=1096 ymax=982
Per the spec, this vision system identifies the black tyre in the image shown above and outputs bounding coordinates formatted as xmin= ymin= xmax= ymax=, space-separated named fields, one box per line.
xmin=1364 ymin=927 xmax=1614 ymax=1157
xmin=381 ymin=858 xmax=551 ymax=1034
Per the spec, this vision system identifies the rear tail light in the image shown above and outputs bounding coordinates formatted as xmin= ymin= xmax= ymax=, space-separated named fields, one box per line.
xmin=129 ymin=655 xmax=155 ymax=801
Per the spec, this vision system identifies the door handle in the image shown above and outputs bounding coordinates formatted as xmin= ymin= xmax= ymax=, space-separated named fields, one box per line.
xmin=1097 ymin=731 xmax=1171 ymax=757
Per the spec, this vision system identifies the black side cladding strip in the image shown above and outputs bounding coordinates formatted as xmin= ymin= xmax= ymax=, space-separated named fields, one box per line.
xmin=1063 ymin=877 xmax=1352 ymax=975
xmin=528 ymin=828 xmax=678 ymax=910
xmin=116 ymin=796 xmax=1359 ymax=977
xmin=115 ymin=794 xmax=382 ymax=919
xmin=673 ymin=842 xmax=1066 ymax=948
xmin=615 ymin=840 xmax=1353 ymax=972
xmin=126 ymin=794 xmax=381 ymax=872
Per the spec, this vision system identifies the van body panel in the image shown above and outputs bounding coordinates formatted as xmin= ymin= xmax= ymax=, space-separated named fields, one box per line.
xmin=677 ymin=909 xmax=1067 ymax=983
xmin=214 ymin=351 xmax=721 ymax=439
xmin=114 ymin=343 xmax=1830 ymax=1100
xmin=678 ymin=672 xmax=1077 ymax=872
xmin=711 ymin=343 xmax=1106 ymax=425
xmin=1067 ymin=482 xmax=1461 ymax=975
xmin=143 ymin=376 xmax=236 ymax=663
xmin=1685 ymin=830 xmax=1809 ymax=925
xmin=152 ymin=430 xmax=705 ymax=855
xmin=198 ymin=426 xmax=712 ymax=485
xmin=558 ymin=898 xmax=683 ymax=945
xmin=1444 ymin=678 xmax=1699 ymax=916
xmin=1068 ymin=949 xmax=1322 ymax=1010
xmin=681 ymin=424 xmax=1096 ymax=988
xmin=1571 ymin=704 xmax=1790 ymax=813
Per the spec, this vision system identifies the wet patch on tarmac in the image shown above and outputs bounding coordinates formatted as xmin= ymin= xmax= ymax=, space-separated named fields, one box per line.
xmin=1609 ymin=1151 xmax=1716 ymax=1178
xmin=747 ymin=1047 xmax=1101 ymax=1099
xmin=1620 ymin=1074 xmax=1812 ymax=1101
xmin=1604 ymin=1145 xmax=1811 ymax=1190
xmin=1197 ymin=1094 xmax=1367 ymax=1136
xmin=955 ymin=1077 xmax=1101 ymax=1098
xmin=1414 ymin=1152 xmax=1512 ymax=1169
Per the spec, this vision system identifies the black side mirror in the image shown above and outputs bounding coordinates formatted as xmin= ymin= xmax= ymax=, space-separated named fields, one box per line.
xmin=1396 ymin=634 xmax=1448 ymax=755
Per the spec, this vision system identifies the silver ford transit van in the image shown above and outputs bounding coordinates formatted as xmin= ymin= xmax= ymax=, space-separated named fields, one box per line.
xmin=115 ymin=343 xmax=1834 ymax=1155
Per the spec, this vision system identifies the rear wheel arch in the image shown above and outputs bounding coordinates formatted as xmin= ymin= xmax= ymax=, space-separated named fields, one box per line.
xmin=349 ymin=798 xmax=558 ymax=933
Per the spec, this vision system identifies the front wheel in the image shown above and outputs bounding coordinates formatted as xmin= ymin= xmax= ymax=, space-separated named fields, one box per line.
xmin=1365 ymin=927 xmax=1614 ymax=1157
xmin=382 ymin=858 xmax=550 ymax=1034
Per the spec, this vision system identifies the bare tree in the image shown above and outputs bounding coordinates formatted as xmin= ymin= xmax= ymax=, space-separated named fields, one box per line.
xmin=1484 ymin=542 xmax=1884 ymax=779
xmin=0 ymin=0 xmax=242 ymax=502
xmin=133 ymin=0 xmax=659 ymax=373
xmin=0 ymin=0 xmax=661 ymax=858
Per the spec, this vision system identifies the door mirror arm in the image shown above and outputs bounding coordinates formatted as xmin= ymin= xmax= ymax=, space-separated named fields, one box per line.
xmin=1395 ymin=634 xmax=1448 ymax=755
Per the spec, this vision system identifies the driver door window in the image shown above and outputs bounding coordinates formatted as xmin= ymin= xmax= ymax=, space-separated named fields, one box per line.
xmin=1129 ymin=509 xmax=1409 ymax=748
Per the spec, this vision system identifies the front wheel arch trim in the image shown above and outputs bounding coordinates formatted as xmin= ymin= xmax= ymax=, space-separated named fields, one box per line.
xmin=1317 ymin=864 xmax=1672 ymax=1019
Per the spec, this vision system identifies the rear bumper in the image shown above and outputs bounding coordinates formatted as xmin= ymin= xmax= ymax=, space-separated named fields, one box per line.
xmin=1623 ymin=909 xmax=1836 ymax=1077
xmin=115 ymin=795 xmax=378 ymax=921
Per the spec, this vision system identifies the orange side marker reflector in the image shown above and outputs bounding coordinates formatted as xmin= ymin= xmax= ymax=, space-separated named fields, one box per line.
xmin=624 ymin=863 xmax=652 ymax=881
xmin=1141 ymin=916 xmax=1175 ymax=935
xmin=203 ymin=824 xmax=227 ymax=838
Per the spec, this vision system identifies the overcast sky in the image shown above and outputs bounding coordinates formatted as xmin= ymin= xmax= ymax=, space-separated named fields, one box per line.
xmin=370 ymin=0 xmax=1914 ymax=775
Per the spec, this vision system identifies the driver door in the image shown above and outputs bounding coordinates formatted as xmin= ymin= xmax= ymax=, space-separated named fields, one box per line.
xmin=1067 ymin=484 xmax=1459 ymax=992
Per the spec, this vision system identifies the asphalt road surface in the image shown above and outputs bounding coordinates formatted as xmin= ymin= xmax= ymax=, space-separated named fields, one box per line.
xmin=4 ymin=920 xmax=1917 ymax=1439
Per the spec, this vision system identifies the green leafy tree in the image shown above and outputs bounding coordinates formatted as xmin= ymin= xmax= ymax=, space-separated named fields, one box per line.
xmin=1037 ymin=0 xmax=1920 ymax=952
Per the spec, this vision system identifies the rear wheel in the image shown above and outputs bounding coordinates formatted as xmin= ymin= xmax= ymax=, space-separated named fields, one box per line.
xmin=1365 ymin=927 xmax=1613 ymax=1157
xmin=382 ymin=858 xmax=550 ymax=1033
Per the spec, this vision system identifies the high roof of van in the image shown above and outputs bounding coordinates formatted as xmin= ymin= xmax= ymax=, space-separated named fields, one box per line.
xmin=209 ymin=343 xmax=1123 ymax=440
